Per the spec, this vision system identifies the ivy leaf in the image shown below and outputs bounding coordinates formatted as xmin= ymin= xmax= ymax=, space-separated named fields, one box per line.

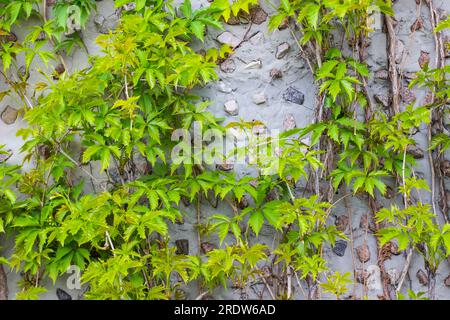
xmin=248 ymin=211 xmax=264 ymax=236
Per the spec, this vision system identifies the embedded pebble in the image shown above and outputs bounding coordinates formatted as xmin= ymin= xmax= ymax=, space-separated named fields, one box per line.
xmin=406 ymin=145 xmax=424 ymax=159
xmin=270 ymin=68 xmax=283 ymax=79
xmin=217 ymin=31 xmax=241 ymax=48
xmin=250 ymin=6 xmax=268 ymax=25
xmin=356 ymin=244 xmax=371 ymax=263
xmin=220 ymin=59 xmax=236 ymax=73
xmin=252 ymin=92 xmax=267 ymax=105
xmin=201 ymin=242 xmax=215 ymax=254
xmin=332 ymin=240 xmax=347 ymax=257
xmin=283 ymin=87 xmax=304 ymax=105
xmin=224 ymin=100 xmax=239 ymax=116
xmin=175 ymin=239 xmax=189 ymax=255
xmin=1 ymin=106 xmax=18 ymax=125
xmin=283 ymin=113 xmax=296 ymax=131
xmin=276 ymin=42 xmax=290 ymax=59
xmin=374 ymin=94 xmax=390 ymax=108
xmin=417 ymin=269 xmax=428 ymax=286
xmin=366 ymin=265 xmax=382 ymax=291
xmin=245 ymin=60 xmax=262 ymax=69
xmin=56 ymin=288 xmax=72 ymax=300
xmin=335 ymin=215 xmax=349 ymax=232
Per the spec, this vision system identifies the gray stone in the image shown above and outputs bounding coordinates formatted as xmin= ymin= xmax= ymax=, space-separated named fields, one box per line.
xmin=416 ymin=269 xmax=428 ymax=286
xmin=252 ymin=92 xmax=267 ymax=105
xmin=1 ymin=106 xmax=18 ymax=125
xmin=220 ymin=59 xmax=236 ymax=73
xmin=374 ymin=69 xmax=389 ymax=80
xmin=387 ymin=268 xmax=399 ymax=285
xmin=374 ymin=93 xmax=390 ymax=108
xmin=276 ymin=42 xmax=290 ymax=59
xmin=283 ymin=86 xmax=304 ymax=105
xmin=283 ymin=113 xmax=296 ymax=131
xmin=217 ymin=81 xmax=233 ymax=93
xmin=366 ymin=265 xmax=382 ymax=291
xmin=406 ymin=145 xmax=424 ymax=159
xmin=356 ymin=244 xmax=371 ymax=263
xmin=270 ymin=68 xmax=282 ymax=79
xmin=245 ymin=60 xmax=262 ymax=69
xmin=175 ymin=239 xmax=189 ymax=255
xmin=217 ymin=31 xmax=240 ymax=48
xmin=56 ymin=288 xmax=72 ymax=300
xmin=123 ymin=3 xmax=136 ymax=11
xmin=94 ymin=14 xmax=105 ymax=27
xmin=332 ymin=240 xmax=347 ymax=257
xmin=335 ymin=215 xmax=349 ymax=232
xmin=224 ymin=100 xmax=239 ymax=116
xmin=217 ymin=162 xmax=234 ymax=172
xmin=250 ymin=6 xmax=268 ymax=25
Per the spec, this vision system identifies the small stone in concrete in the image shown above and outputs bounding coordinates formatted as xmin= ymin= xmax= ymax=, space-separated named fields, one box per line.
xmin=276 ymin=42 xmax=290 ymax=59
xmin=335 ymin=215 xmax=349 ymax=232
xmin=360 ymin=214 xmax=376 ymax=233
xmin=56 ymin=288 xmax=72 ymax=300
xmin=226 ymin=15 xmax=240 ymax=25
xmin=356 ymin=244 xmax=371 ymax=263
xmin=410 ymin=16 xmax=424 ymax=32
xmin=270 ymin=68 xmax=282 ymax=79
xmin=238 ymin=196 xmax=249 ymax=209
xmin=265 ymin=188 xmax=280 ymax=202
xmin=332 ymin=240 xmax=347 ymax=257
xmin=123 ymin=3 xmax=136 ymax=11
xmin=217 ymin=31 xmax=240 ymax=48
xmin=217 ymin=81 xmax=233 ymax=93
xmin=250 ymin=6 xmax=268 ymax=25
xmin=418 ymin=50 xmax=430 ymax=69
xmin=401 ymin=86 xmax=417 ymax=103
xmin=283 ymin=86 xmax=304 ymax=105
xmin=6 ymin=32 xmax=17 ymax=42
xmin=224 ymin=100 xmax=239 ymax=116
xmin=366 ymin=265 xmax=382 ymax=291
xmin=245 ymin=60 xmax=262 ymax=69
xmin=181 ymin=196 xmax=191 ymax=207
xmin=416 ymin=269 xmax=428 ymax=286
xmin=388 ymin=241 xmax=400 ymax=256
xmin=441 ymin=160 xmax=450 ymax=177
xmin=406 ymin=145 xmax=424 ymax=159
xmin=384 ymin=185 xmax=395 ymax=199
xmin=355 ymin=268 xmax=368 ymax=284
xmin=283 ymin=113 xmax=296 ymax=131
xmin=94 ymin=14 xmax=106 ymax=26
xmin=1 ymin=106 xmax=18 ymax=125
xmin=374 ymin=69 xmax=389 ymax=80
xmin=387 ymin=268 xmax=399 ymax=285
xmin=175 ymin=239 xmax=189 ymax=255
xmin=252 ymin=92 xmax=267 ymax=105
xmin=445 ymin=274 xmax=450 ymax=287
xmin=220 ymin=59 xmax=236 ymax=73
xmin=36 ymin=31 xmax=46 ymax=41
xmin=374 ymin=93 xmax=390 ymax=108
xmin=217 ymin=162 xmax=234 ymax=172
xmin=201 ymin=242 xmax=215 ymax=254
xmin=278 ymin=17 xmax=290 ymax=30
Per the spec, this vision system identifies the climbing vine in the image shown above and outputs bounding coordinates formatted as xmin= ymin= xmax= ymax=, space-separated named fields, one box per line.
xmin=0 ymin=0 xmax=449 ymax=301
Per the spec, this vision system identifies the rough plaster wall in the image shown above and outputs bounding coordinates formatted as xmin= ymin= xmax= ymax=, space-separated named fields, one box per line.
xmin=1 ymin=0 xmax=450 ymax=299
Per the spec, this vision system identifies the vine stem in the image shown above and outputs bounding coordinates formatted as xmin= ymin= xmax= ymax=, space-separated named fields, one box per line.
xmin=396 ymin=247 xmax=412 ymax=295
xmin=384 ymin=14 xmax=400 ymax=116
